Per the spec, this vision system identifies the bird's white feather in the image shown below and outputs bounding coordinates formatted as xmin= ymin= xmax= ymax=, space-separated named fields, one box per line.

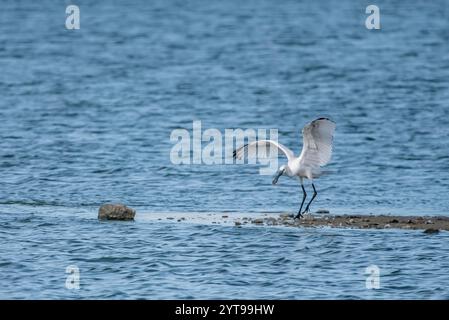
xmin=233 ymin=140 xmax=294 ymax=162
xmin=299 ymin=118 xmax=336 ymax=169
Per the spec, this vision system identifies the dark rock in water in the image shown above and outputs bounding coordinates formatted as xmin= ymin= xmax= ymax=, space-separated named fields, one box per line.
xmin=423 ymin=228 xmax=439 ymax=234
xmin=316 ymin=209 xmax=330 ymax=214
xmin=389 ymin=219 xmax=399 ymax=223
xmin=98 ymin=204 xmax=136 ymax=221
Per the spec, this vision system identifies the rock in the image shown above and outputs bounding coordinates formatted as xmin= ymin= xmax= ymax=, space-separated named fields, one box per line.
xmin=349 ymin=219 xmax=354 ymax=223
xmin=98 ymin=204 xmax=136 ymax=221
xmin=234 ymin=221 xmax=242 ymax=226
xmin=389 ymin=219 xmax=399 ymax=223
xmin=252 ymin=218 xmax=264 ymax=224
xmin=316 ymin=209 xmax=330 ymax=214
xmin=222 ymin=215 xmax=229 ymax=218
xmin=423 ymin=228 xmax=439 ymax=234
xmin=384 ymin=224 xmax=391 ymax=229
xmin=425 ymin=220 xmax=434 ymax=224
xmin=167 ymin=217 xmax=174 ymax=220
xmin=407 ymin=219 xmax=415 ymax=224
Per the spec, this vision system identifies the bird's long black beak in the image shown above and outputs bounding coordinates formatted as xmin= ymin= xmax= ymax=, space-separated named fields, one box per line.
xmin=272 ymin=168 xmax=285 ymax=185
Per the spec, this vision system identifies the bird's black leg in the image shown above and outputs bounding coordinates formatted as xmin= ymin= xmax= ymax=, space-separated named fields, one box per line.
xmin=303 ymin=183 xmax=317 ymax=214
xmin=294 ymin=183 xmax=307 ymax=219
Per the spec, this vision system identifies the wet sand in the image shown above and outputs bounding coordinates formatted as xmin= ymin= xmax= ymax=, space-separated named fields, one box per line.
xmin=247 ymin=214 xmax=449 ymax=233
xmin=138 ymin=212 xmax=449 ymax=233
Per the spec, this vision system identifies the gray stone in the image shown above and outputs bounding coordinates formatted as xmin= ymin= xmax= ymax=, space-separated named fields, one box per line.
xmin=423 ymin=228 xmax=439 ymax=234
xmin=98 ymin=204 xmax=136 ymax=221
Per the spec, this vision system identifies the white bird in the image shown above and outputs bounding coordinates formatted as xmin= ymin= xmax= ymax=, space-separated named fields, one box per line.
xmin=233 ymin=118 xmax=336 ymax=219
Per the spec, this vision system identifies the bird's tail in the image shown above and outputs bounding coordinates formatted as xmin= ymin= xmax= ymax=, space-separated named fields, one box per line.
xmin=313 ymin=169 xmax=335 ymax=178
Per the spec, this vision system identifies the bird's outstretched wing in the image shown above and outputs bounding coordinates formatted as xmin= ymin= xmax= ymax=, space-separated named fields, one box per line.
xmin=233 ymin=140 xmax=294 ymax=162
xmin=299 ymin=118 xmax=336 ymax=168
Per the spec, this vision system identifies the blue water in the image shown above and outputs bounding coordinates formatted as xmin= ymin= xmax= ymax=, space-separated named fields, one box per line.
xmin=1 ymin=0 xmax=449 ymax=299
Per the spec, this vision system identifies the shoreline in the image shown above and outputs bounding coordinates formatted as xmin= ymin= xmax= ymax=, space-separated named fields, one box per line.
xmin=256 ymin=214 xmax=449 ymax=233
xmin=136 ymin=212 xmax=449 ymax=233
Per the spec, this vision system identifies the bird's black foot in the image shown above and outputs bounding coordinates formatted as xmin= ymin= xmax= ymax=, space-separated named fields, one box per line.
xmin=294 ymin=212 xmax=303 ymax=220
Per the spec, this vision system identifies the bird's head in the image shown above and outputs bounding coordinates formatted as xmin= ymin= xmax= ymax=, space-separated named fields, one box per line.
xmin=272 ymin=165 xmax=286 ymax=185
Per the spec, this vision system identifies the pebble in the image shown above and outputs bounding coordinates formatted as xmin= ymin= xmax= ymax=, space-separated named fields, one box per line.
xmin=252 ymin=218 xmax=264 ymax=224
xmin=423 ymin=228 xmax=439 ymax=234
xmin=316 ymin=209 xmax=330 ymax=214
